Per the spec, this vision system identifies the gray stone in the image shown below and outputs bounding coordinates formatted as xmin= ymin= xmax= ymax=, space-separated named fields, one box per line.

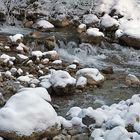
xmin=82 ymin=115 xmax=95 ymax=126
xmin=71 ymin=133 xmax=89 ymax=140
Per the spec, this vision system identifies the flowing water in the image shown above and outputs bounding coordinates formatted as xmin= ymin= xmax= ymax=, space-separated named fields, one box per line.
xmin=0 ymin=25 xmax=140 ymax=115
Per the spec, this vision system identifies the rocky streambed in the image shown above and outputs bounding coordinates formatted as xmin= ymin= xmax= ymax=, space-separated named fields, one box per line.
xmin=0 ymin=24 xmax=140 ymax=140
xmin=0 ymin=0 xmax=140 ymax=139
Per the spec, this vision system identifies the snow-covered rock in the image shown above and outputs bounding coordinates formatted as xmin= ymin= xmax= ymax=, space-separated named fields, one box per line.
xmin=17 ymin=54 xmax=28 ymax=62
xmin=116 ymin=20 xmax=140 ymax=49
xmin=17 ymin=75 xmax=31 ymax=83
xmin=52 ymin=60 xmax=62 ymax=65
xmin=58 ymin=116 xmax=72 ymax=128
xmin=125 ymin=74 xmax=140 ymax=87
xmin=36 ymin=20 xmax=54 ymax=30
xmin=76 ymin=76 xmax=87 ymax=89
xmin=9 ymin=34 xmax=23 ymax=43
xmin=66 ymin=107 xmax=82 ymax=118
xmin=76 ymin=68 xmax=105 ymax=85
xmin=43 ymin=50 xmax=59 ymax=61
xmin=80 ymin=28 xmax=104 ymax=44
xmin=32 ymin=51 xmax=43 ymax=58
xmin=67 ymin=64 xmax=77 ymax=70
xmin=104 ymin=126 xmax=130 ymax=140
xmin=5 ymin=71 xmax=12 ymax=78
xmin=100 ymin=14 xmax=119 ymax=31
xmin=0 ymin=87 xmax=60 ymax=139
xmin=86 ymin=28 xmax=104 ymax=37
xmin=50 ymin=70 xmax=76 ymax=94
xmin=16 ymin=43 xmax=28 ymax=53
xmin=82 ymin=14 xmax=99 ymax=26
xmin=90 ymin=129 xmax=104 ymax=139
xmin=77 ymin=24 xmax=86 ymax=33
xmin=0 ymin=54 xmax=16 ymax=61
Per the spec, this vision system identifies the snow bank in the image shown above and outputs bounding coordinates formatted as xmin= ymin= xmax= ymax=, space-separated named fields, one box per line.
xmin=63 ymin=94 xmax=140 ymax=140
xmin=116 ymin=20 xmax=140 ymax=39
xmin=0 ymin=87 xmax=60 ymax=136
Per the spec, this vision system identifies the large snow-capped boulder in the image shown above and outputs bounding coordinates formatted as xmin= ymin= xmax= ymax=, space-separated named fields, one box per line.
xmin=50 ymin=70 xmax=76 ymax=94
xmin=100 ymin=14 xmax=119 ymax=31
xmin=80 ymin=28 xmax=104 ymax=44
xmin=116 ymin=20 xmax=140 ymax=49
xmin=0 ymin=87 xmax=60 ymax=139
xmin=76 ymin=68 xmax=105 ymax=85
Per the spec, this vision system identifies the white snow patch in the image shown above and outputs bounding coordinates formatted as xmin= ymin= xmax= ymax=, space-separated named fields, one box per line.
xmin=100 ymin=14 xmax=119 ymax=29
xmin=0 ymin=87 xmax=59 ymax=136
xmin=9 ymin=34 xmax=23 ymax=42
xmin=52 ymin=60 xmax=62 ymax=64
xmin=86 ymin=28 xmax=104 ymax=37
xmin=76 ymin=68 xmax=105 ymax=83
xmin=50 ymin=70 xmax=76 ymax=88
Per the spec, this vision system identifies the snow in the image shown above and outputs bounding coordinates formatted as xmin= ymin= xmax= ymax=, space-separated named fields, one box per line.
xmin=116 ymin=19 xmax=140 ymax=39
xmin=17 ymin=75 xmax=31 ymax=83
xmin=37 ymin=20 xmax=54 ymax=29
xmin=0 ymin=87 xmax=59 ymax=136
xmin=32 ymin=51 xmax=43 ymax=58
xmin=52 ymin=60 xmax=62 ymax=64
xmin=86 ymin=28 xmax=104 ymax=37
xmin=104 ymin=126 xmax=130 ymax=140
xmin=9 ymin=34 xmax=23 ymax=42
xmin=67 ymin=64 xmax=77 ymax=70
xmin=83 ymin=14 xmax=99 ymax=25
xmin=78 ymin=23 xmax=86 ymax=29
xmin=17 ymin=68 xmax=23 ymax=75
xmin=43 ymin=50 xmax=59 ymax=60
xmin=58 ymin=116 xmax=72 ymax=128
xmin=76 ymin=76 xmax=87 ymax=88
xmin=63 ymin=93 xmax=140 ymax=139
xmin=76 ymin=68 xmax=105 ymax=84
xmin=100 ymin=14 xmax=119 ymax=29
xmin=66 ymin=107 xmax=82 ymax=118
xmin=5 ymin=71 xmax=12 ymax=78
xmin=39 ymin=78 xmax=52 ymax=89
xmin=50 ymin=70 xmax=76 ymax=88
xmin=0 ymin=54 xmax=16 ymax=61
xmin=16 ymin=43 xmax=27 ymax=51
xmin=91 ymin=129 xmax=104 ymax=139
xmin=70 ymin=117 xmax=82 ymax=126
xmin=17 ymin=54 xmax=28 ymax=60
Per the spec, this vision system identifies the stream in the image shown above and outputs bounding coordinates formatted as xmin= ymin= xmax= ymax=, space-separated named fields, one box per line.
xmin=0 ymin=25 xmax=140 ymax=116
